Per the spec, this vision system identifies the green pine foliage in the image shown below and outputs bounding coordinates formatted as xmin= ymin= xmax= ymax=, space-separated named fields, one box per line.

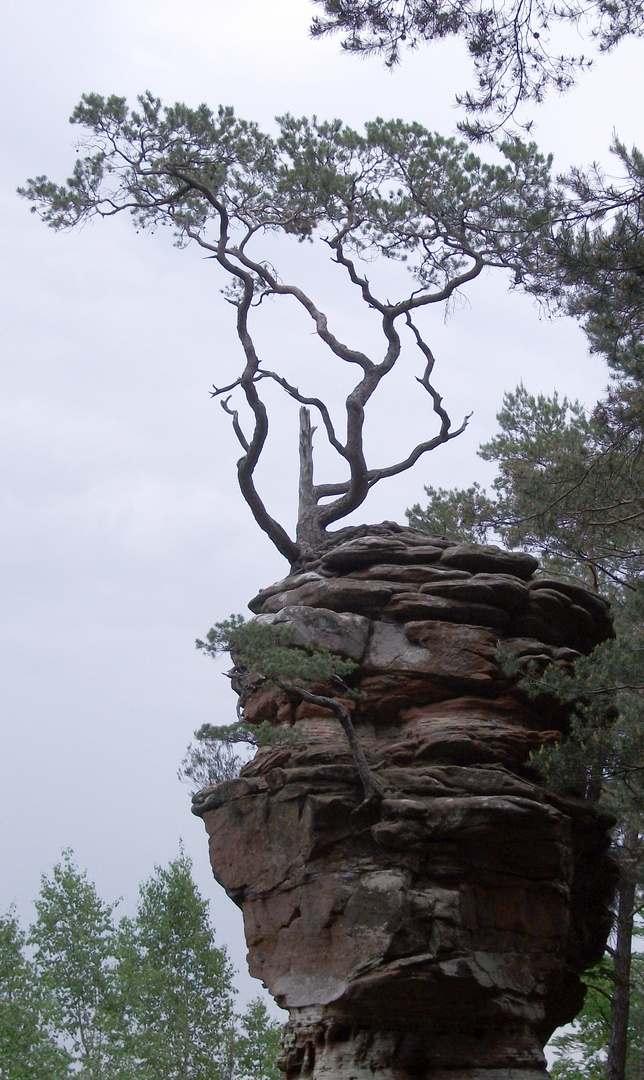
xmin=307 ymin=0 xmax=644 ymax=136
xmin=196 ymin=616 xmax=358 ymax=685
xmin=180 ymin=616 xmax=361 ymax=788
xmin=406 ymin=482 xmax=496 ymax=544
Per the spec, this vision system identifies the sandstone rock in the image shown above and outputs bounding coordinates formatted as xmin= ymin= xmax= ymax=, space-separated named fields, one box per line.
xmin=438 ymin=543 xmax=539 ymax=578
xmin=393 ymin=544 xmax=458 ymax=565
xmin=377 ymin=763 xmax=546 ymax=800
xmin=248 ymin=571 xmax=325 ymax=614
xmin=294 ymin=696 xmax=358 ymax=722
xmin=365 ymin=620 xmax=502 ymax=686
xmin=356 ymin=674 xmax=460 ymax=719
xmin=314 ymin=520 xmax=448 ymax=552
xmin=391 ymin=532 xmax=455 ymax=548
xmin=256 ymin=605 xmax=370 ymax=663
xmin=503 ymin=637 xmax=582 ymax=663
xmin=347 ymin=563 xmax=471 ymax=583
xmin=241 ymin=683 xmax=293 ymax=725
xmin=384 ymin=710 xmax=559 ymax=768
xmin=399 ymin=693 xmax=553 ymax=731
xmin=321 ymin=539 xmax=454 ymax=572
xmin=195 ymin=528 xmax=616 ymax=1080
xmin=256 ymin=577 xmax=409 ymax=617
xmin=420 ymin=572 xmax=529 ymax=614
xmin=509 ymin=588 xmax=608 ymax=653
xmin=198 ymin=755 xmax=614 ymax=1079
xmin=385 ymin=591 xmax=511 ymax=628
xmin=530 ymin=577 xmax=612 ymax=623
xmin=318 ymin=535 xmax=412 ymax=571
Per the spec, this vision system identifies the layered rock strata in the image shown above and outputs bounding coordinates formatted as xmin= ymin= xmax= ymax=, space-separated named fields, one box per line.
xmin=193 ymin=525 xmax=617 ymax=1080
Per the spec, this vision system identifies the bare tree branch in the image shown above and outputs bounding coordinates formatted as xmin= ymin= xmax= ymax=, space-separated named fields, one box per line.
xmin=220 ymin=396 xmax=250 ymax=453
xmin=257 ymin=369 xmax=347 ymax=459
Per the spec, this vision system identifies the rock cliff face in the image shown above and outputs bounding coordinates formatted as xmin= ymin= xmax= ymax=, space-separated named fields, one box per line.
xmin=193 ymin=525 xmax=617 ymax=1080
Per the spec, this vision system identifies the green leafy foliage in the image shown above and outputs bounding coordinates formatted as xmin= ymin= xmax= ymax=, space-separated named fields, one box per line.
xmin=233 ymin=999 xmax=282 ymax=1080
xmin=0 ymin=911 xmax=69 ymax=1080
xmin=549 ymin=960 xmax=615 ymax=1080
xmin=549 ymin=955 xmax=644 ymax=1080
xmin=115 ymin=853 xmax=236 ymax=1080
xmin=29 ymin=851 xmax=120 ymax=1078
xmin=2 ymin=853 xmax=282 ymax=1079
xmin=178 ymin=736 xmax=248 ymax=791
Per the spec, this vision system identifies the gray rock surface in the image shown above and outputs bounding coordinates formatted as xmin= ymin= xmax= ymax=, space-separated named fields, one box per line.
xmin=257 ymin=606 xmax=371 ymax=663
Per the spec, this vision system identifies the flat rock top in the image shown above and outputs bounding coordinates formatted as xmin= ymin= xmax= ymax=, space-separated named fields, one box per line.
xmin=246 ymin=523 xmax=612 ymax=656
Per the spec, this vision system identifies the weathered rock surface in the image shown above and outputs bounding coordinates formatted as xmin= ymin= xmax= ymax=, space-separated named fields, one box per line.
xmin=257 ymin=606 xmax=371 ymax=664
xmin=194 ymin=524 xmax=616 ymax=1080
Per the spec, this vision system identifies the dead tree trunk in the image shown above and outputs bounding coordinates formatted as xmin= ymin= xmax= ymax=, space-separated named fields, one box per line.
xmin=295 ymin=407 xmax=326 ymax=559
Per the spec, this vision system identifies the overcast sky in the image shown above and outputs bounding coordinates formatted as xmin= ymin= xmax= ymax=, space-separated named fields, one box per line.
xmin=1 ymin=0 xmax=643 ymax=1013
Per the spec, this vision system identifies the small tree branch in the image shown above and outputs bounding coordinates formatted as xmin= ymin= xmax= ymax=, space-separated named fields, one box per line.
xmin=220 ymin=396 xmax=250 ymax=452
xmin=361 ymin=316 xmax=472 ymax=487
xmin=330 ymin=236 xmax=387 ymax=313
xmin=273 ymin=677 xmax=383 ymax=808
xmin=585 ymin=983 xmax=617 ymax=1006
xmin=232 ymin=283 xmax=301 ymax=565
xmin=230 ymin=248 xmax=375 ymax=373
xmin=210 ymin=377 xmax=243 ymax=397
xmin=392 ymin=255 xmax=486 ymax=315
xmin=257 ymin=369 xmax=347 ymax=458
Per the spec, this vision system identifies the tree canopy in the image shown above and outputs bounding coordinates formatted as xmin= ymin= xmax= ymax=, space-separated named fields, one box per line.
xmin=308 ymin=0 xmax=644 ymax=136
xmin=2 ymin=851 xmax=281 ymax=1080
xmin=20 ymin=93 xmax=559 ymax=566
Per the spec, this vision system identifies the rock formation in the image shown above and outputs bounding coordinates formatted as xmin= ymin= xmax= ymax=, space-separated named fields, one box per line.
xmin=193 ymin=524 xmax=617 ymax=1080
